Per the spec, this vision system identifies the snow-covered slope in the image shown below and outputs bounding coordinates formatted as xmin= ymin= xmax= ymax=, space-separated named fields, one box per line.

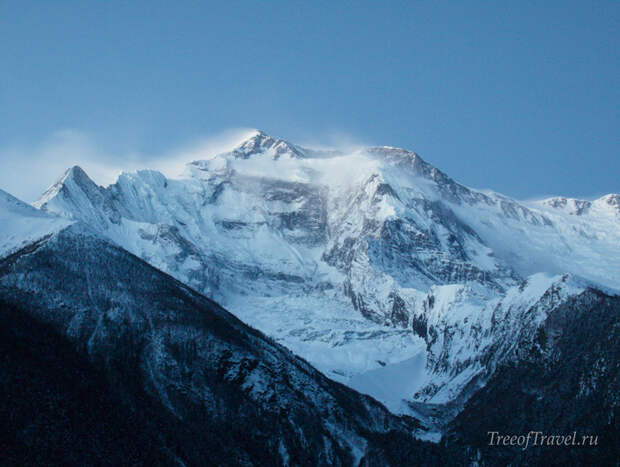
xmin=0 ymin=188 xmax=72 ymax=258
xmin=33 ymin=130 xmax=620 ymax=422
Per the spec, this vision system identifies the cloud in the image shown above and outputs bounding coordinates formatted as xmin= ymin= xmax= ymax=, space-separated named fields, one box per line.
xmin=0 ymin=128 xmax=257 ymax=203
xmin=151 ymin=128 xmax=258 ymax=176
xmin=294 ymin=129 xmax=372 ymax=154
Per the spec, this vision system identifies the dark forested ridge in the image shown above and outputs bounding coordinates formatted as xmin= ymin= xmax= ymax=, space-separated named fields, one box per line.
xmin=0 ymin=300 xmax=175 ymax=466
xmin=444 ymin=289 xmax=620 ymax=466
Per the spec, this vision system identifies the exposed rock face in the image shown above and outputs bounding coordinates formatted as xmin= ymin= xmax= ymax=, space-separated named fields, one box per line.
xmin=539 ymin=193 xmax=620 ymax=216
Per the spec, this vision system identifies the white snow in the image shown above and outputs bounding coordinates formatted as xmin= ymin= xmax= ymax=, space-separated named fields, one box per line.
xmin=0 ymin=189 xmax=72 ymax=258
xmin=349 ymin=352 xmax=426 ymax=413
xmin=448 ymin=190 xmax=620 ymax=289
xmin=226 ymin=292 xmax=427 ymax=383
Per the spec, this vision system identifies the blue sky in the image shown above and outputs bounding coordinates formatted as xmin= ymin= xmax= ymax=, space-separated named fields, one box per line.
xmin=1 ymin=1 xmax=618 ymax=201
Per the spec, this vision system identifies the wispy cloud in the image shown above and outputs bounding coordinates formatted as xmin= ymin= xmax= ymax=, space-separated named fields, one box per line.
xmin=0 ymin=128 xmax=257 ymax=202
xmin=294 ymin=129 xmax=372 ymax=153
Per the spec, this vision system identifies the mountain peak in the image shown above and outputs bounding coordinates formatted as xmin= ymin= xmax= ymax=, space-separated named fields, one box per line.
xmin=66 ymin=164 xmax=85 ymax=175
xmin=225 ymin=130 xmax=306 ymax=160
xmin=539 ymin=196 xmax=593 ymax=215
xmin=34 ymin=165 xmax=99 ymax=209
xmin=538 ymin=193 xmax=620 ymax=216
xmin=595 ymin=193 xmax=620 ymax=214
xmin=61 ymin=165 xmax=94 ymax=186
xmin=54 ymin=165 xmax=93 ymax=188
xmin=597 ymin=193 xmax=619 ymax=204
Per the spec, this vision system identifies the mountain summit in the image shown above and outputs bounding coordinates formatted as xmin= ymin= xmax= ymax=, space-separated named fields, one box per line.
xmin=223 ymin=130 xmax=307 ymax=160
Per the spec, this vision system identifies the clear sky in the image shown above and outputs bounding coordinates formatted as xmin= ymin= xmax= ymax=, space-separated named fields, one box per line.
xmin=1 ymin=1 xmax=618 ymax=201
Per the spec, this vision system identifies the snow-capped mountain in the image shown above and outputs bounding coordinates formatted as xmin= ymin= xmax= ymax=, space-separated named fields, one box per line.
xmin=32 ymin=130 xmax=620 ymax=425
